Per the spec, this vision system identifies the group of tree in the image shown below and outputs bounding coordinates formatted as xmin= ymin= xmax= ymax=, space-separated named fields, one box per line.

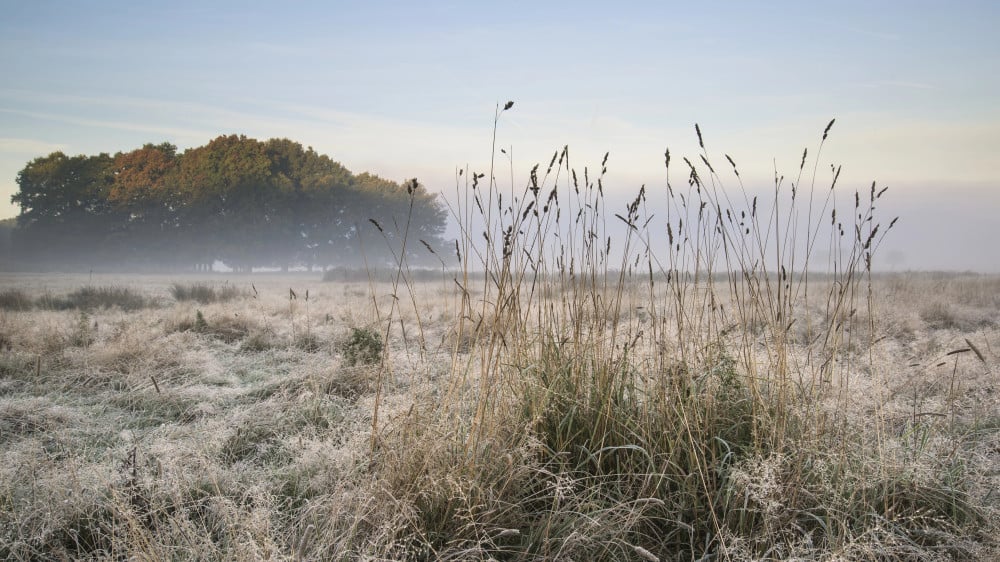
xmin=5 ymin=135 xmax=452 ymax=272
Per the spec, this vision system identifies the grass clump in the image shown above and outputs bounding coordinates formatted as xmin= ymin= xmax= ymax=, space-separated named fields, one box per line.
xmin=346 ymin=114 xmax=989 ymax=560
xmin=341 ymin=326 xmax=383 ymax=366
xmin=194 ymin=309 xmax=208 ymax=332
xmin=109 ymin=391 xmax=199 ymax=428
xmin=293 ymin=331 xmax=323 ymax=352
xmin=0 ymin=286 xmax=152 ymax=311
xmin=920 ymin=300 xmax=960 ymax=329
xmin=180 ymin=311 xmax=254 ymax=344
xmin=0 ymin=288 xmax=33 ymax=311
xmin=175 ymin=308 xmax=281 ymax=352
xmin=39 ymin=286 xmax=152 ymax=311
xmin=69 ymin=311 xmax=97 ymax=347
xmin=170 ymin=282 xmax=243 ymax=304
xmin=321 ymin=266 xmax=373 ymax=283
xmin=220 ymin=420 xmax=290 ymax=465
xmin=239 ymin=329 xmax=279 ymax=353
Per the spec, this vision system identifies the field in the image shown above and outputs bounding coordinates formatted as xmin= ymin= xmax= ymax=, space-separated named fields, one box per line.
xmin=0 ymin=270 xmax=997 ymax=561
xmin=3 ymin=127 xmax=1000 ymax=560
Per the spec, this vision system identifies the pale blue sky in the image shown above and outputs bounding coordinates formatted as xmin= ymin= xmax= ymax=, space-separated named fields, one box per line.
xmin=2 ymin=1 xmax=998 ymax=270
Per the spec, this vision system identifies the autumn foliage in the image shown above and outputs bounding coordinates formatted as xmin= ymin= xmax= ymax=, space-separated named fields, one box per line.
xmin=8 ymin=135 xmax=450 ymax=271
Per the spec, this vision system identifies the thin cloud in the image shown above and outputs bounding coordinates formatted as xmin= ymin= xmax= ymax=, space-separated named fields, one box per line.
xmin=0 ymin=138 xmax=67 ymax=155
xmin=844 ymin=25 xmax=900 ymax=42
xmin=0 ymin=108 xmax=213 ymax=141
xmin=864 ymin=80 xmax=936 ymax=90
xmin=0 ymin=89 xmax=482 ymax=154
xmin=0 ymin=89 xmax=251 ymax=125
xmin=243 ymin=41 xmax=315 ymax=57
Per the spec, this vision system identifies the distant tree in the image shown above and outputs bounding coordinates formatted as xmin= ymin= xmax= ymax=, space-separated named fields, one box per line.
xmin=0 ymin=217 xmax=15 ymax=269
xmin=263 ymin=138 xmax=354 ymax=270
xmin=171 ymin=135 xmax=278 ymax=271
xmin=9 ymin=135 xmax=452 ymax=272
xmin=11 ymin=151 xmax=117 ymax=266
xmin=107 ymin=143 xmax=180 ymax=267
xmin=353 ymin=173 xmax=450 ymax=267
xmin=109 ymin=143 xmax=178 ymax=208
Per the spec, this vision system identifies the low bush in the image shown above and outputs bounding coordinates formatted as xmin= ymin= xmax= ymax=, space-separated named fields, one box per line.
xmin=0 ymin=289 xmax=33 ymax=311
xmin=42 ymin=286 xmax=151 ymax=311
xmin=170 ymin=282 xmax=243 ymax=304
xmin=341 ymin=327 xmax=383 ymax=366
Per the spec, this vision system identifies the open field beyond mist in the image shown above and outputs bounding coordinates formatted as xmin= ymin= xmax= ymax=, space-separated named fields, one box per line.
xmin=1 ymin=272 xmax=998 ymax=561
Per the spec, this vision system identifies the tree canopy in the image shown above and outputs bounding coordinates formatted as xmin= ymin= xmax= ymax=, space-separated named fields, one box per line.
xmin=7 ymin=135 xmax=450 ymax=271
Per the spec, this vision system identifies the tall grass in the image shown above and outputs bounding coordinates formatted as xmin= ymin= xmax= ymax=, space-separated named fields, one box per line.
xmin=357 ymin=110 xmax=985 ymax=560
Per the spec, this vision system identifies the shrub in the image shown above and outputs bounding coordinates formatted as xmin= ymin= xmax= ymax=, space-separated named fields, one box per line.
xmin=341 ymin=327 xmax=383 ymax=366
xmin=170 ymin=282 xmax=242 ymax=304
xmin=0 ymin=289 xmax=33 ymax=311
xmin=39 ymin=286 xmax=151 ymax=311
xmin=194 ymin=310 xmax=208 ymax=332
xmin=920 ymin=300 xmax=965 ymax=330
xmin=181 ymin=310 xmax=273 ymax=349
xmin=239 ymin=329 xmax=278 ymax=353
xmin=293 ymin=332 xmax=322 ymax=352
xmin=321 ymin=266 xmax=372 ymax=283
xmin=68 ymin=311 xmax=96 ymax=347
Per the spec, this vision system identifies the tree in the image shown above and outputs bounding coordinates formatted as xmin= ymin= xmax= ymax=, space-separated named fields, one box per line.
xmin=0 ymin=217 xmax=15 ymax=269
xmin=171 ymin=135 xmax=277 ymax=271
xmin=353 ymin=173 xmax=450 ymax=267
xmin=9 ymin=135 xmax=452 ymax=272
xmin=263 ymin=138 xmax=354 ymax=270
xmin=109 ymin=143 xmax=178 ymax=208
xmin=11 ymin=151 xmax=117 ymax=265
xmin=107 ymin=143 xmax=180 ymax=267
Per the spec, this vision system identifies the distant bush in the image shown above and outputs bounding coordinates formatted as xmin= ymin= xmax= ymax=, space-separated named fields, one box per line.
xmin=197 ymin=314 xmax=250 ymax=344
xmin=170 ymin=282 xmax=243 ymax=304
xmin=239 ymin=329 xmax=279 ymax=353
xmin=293 ymin=332 xmax=323 ymax=352
xmin=194 ymin=310 xmax=208 ymax=332
xmin=34 ymin=286 xmax=152 ymax=311
xmin=68 ymin=311 xmax=96 ymax=347
xmin=0 ymin=289 xmax=33 ymax=311
xmin=322 ymin=267 xmax=378 ymax=283
xmin=177 ymin=309 xmax=278 ymax=352
xmin=920 ymin=301 xmax=965 ymax=330
xmin=322 ymin=266 xmax=449 ymax=283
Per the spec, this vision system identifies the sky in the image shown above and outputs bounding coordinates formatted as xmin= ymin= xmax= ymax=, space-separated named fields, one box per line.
xmin=1 ymin=0 xmax=998 ymax=271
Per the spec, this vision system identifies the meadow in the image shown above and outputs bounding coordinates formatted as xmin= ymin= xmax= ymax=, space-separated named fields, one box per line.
xmin=0 ymin=268 xmax=998 ymax=561
xmin=2 ymin=125 xmax=999 ymax=561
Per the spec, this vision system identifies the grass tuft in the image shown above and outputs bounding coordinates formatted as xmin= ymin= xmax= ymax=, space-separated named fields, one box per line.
xmin=0 ymin=288 xmax=33 ymax=310
xmin=41 ymin=286 xmax=152 ymax=311
xmin=341 ymin=326 xmax=383 ymax=366
xmin=171 ymin=282 xmax=243 ymax=304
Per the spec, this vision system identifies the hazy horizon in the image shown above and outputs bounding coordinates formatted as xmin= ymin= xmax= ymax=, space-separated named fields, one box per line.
xmin=2 ymin=1 xmax=997 ymax=271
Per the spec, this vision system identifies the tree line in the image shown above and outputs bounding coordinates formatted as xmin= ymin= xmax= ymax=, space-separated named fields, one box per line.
xmin=5 ymin=135 xmax=451 ymax=272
